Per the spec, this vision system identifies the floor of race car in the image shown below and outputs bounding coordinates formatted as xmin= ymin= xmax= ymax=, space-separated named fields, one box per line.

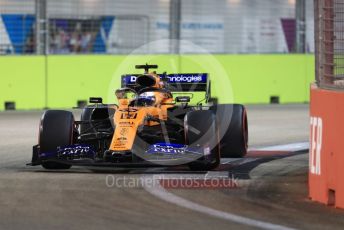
xmin=0 ymin=105 xmax=344 ymax=230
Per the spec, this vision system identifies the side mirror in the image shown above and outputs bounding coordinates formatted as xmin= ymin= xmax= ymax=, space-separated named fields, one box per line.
xmin=175 ymin=96 xmax=190 ymax=103
xmin=89 ymin=97 xmax=103 ymax=104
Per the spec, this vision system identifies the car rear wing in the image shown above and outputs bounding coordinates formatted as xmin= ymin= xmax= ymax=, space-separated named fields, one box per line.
xmin=121 ymin=73 xmax=211 ymax=103
xmin=122 ymin=73 xmax=209 ymax=91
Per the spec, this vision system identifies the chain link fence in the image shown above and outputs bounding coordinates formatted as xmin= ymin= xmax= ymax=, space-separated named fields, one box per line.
xmin=0 ymin=0 xmax=314 ymax=55
xmin=0 ymin=0 xmax=35 ymax=54
xmin=315 ymin=0 xmax=344 ymax=89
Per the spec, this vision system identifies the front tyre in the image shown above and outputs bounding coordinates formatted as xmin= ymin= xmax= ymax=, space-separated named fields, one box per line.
xmin=211 ymin=104 xmax=248 ymax=158
xmin=39 ymin=110 xmax=74 ymax=169
xmin=185 ymin=110 xmax=220 ymax=171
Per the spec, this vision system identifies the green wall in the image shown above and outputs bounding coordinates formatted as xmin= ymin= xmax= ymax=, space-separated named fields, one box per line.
xmin=0 ymin=54 xmax=314 ymax=110
xmin=0 ymin=56 xmax=46 ymax=110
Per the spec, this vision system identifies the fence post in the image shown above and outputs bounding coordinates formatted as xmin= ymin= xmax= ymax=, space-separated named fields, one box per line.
xmin=35 ymin=0 xmax=48 ymax=55
xmin=169 ymin=0 xmax=181 ymax=54
xmin=296 ymin=0 xmax=306 ymax=53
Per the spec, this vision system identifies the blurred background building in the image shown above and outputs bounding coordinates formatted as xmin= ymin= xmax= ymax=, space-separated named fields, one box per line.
xmin=0 ymin=0 xmax=316 ymax=110
xmin=0 ymin=0 xmax=313 ymax=55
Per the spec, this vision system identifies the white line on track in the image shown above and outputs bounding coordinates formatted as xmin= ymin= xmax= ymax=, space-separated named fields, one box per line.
xmin=141 ymin=142 xmax=308 ymax=230
xmin=220 ymin=158 xmax=243 ymax=164
xmin=221 ymin=157 xmax=259 ymax=165
xmin=142 ymin=175 xmax=296 ymax=230
xmin=251 ymin=142 xmax=309 ymax=152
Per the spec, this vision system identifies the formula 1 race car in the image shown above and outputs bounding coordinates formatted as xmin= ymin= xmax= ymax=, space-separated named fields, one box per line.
xmin=29 ymin=64 xmax=248 ymax=171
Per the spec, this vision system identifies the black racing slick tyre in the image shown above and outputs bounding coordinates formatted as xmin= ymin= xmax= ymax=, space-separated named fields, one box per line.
xmin=185 ymin=110 xmax=220 ymax=171
xmin=39 ymin=110 xmax=74 ymax=169
xmin=211 ymin=104 xmax=248 ymax=158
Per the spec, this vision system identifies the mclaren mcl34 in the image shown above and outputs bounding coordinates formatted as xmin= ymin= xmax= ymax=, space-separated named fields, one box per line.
xmin=29 ymin=64 xmax=248 ymax=171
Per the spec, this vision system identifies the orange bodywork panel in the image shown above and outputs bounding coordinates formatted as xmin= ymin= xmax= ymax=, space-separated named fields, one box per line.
xmin=110 ymin=108 xmax=146 ymax=151
xmin=110 ymin=72 xmax=173 ymax=151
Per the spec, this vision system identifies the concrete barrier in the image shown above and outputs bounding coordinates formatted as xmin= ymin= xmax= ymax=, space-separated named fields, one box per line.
xmin=309 ymin=85 xmax=344 ymax=208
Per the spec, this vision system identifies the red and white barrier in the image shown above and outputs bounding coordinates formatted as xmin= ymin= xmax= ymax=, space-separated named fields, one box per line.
xmin=309 ymin=85 xmax=344 ymax=208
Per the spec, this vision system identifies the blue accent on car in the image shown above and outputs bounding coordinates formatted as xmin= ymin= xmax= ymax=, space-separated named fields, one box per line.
xmin=122 ymin=73 xmax=208 ymax=85
xmin=39 ymin=144 xmax=95 ymax=160
xmin=146 ymin=143 xmax=187 ymax=154
xmin=39 ymin=152 xmax=57 ymax=159
xmin=122 ymin=75 xmax=139 ymax=85
xmin=57 ymin=144 xmax=96 ymax=159
xmin=153 ymin=143 xmax=185 ymax=148
xmin=166 ymin=73 xmax=207 ymax=83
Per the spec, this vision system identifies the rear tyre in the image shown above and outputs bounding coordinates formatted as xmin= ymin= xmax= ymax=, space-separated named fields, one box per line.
xmin=211 ymin=104 xmax=248 ymax=158
xmin=39 ymin=110 xmax=74 ymax=169
xmin=185 ymin=110 xmax=220 ymax=171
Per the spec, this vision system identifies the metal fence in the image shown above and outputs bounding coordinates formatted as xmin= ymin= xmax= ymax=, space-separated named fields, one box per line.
xmin=0 ymin=0 xmax=314 ymax=55
xmin=0 ymin=0 xmax=35 ymax=54
xmin=315 ymin=0 xmax=344 ymax=89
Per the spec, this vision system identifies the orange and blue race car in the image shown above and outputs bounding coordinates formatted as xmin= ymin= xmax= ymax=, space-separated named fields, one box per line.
xmin=29 ymin=64 xmax=248 ymax=171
